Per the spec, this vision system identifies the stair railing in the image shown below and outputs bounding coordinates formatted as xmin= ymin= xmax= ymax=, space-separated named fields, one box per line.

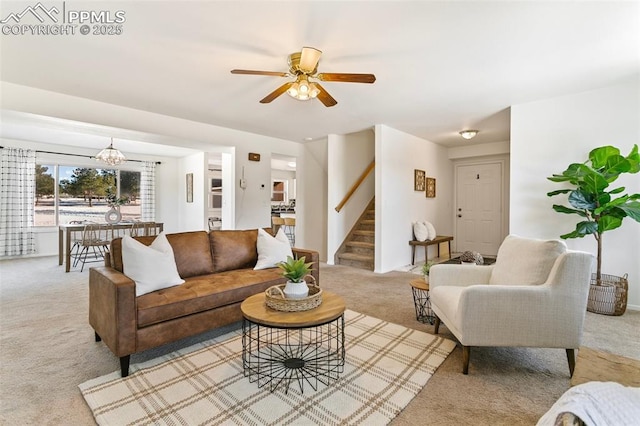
xmin=335 ymin=160 xmax=375 ymax=212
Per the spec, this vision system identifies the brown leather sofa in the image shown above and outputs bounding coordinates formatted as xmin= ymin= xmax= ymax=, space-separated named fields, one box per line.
xmin=89 ymin=229 xmax=319 ymax=377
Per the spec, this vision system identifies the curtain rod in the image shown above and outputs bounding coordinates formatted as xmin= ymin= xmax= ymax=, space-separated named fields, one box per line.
xmin=0 ymin=146 xmax=161 ymax=165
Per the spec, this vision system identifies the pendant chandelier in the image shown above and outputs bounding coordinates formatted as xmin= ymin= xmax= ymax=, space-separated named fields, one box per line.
xmin=95 ymin=138 xmax=126 ymax=166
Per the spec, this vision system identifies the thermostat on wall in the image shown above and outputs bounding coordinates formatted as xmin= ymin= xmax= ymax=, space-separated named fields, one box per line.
xmin=248 ymin=153 xmax=261 ymax=161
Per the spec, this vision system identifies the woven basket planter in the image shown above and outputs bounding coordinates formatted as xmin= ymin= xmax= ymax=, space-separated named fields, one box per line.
xmin=586 ymin=273 xmax=628 ymax=316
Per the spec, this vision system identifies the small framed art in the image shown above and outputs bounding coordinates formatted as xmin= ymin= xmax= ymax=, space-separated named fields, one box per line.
xmin=186 ymin=173 xmax=194 ymax=203
xmin=414 ymin=169 xmax=426 ymax=191
xmin=426 ymin=177 xmax=436 ymax=198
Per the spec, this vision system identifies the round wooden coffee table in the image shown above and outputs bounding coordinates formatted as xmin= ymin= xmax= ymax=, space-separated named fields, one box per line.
xmin=241 ymin=291 xmax=346 ymax=394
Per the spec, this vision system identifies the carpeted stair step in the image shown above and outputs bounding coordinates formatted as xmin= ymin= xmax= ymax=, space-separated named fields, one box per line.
xmin=345 ymin=241 xmax=375 ymax=256
xmin=337 ymin=252 xmax=374 ymax=270
xmin=351 ymin=230 xmax=375 ymax=244
xmin=358 ymin=219 xmax=375 ymax=231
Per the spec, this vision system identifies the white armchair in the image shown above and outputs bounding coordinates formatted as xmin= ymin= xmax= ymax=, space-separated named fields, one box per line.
xmin=430 ymin=235 xmax=594 ymax=375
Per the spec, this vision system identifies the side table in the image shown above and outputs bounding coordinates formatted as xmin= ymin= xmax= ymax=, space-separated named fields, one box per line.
xmin=410 ymin=278 xmax=434 ymax=325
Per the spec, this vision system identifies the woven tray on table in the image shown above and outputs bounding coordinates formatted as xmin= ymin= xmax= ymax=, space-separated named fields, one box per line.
xmin=265 ymin=276 xmax=322 ymax=312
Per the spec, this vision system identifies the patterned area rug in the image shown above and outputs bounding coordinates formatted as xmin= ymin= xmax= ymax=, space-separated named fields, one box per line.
xmin=80 ymin=310 xmax=455 ymax=426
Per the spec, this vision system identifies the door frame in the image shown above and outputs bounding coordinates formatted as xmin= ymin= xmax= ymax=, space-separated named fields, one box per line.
xmin=452 ymin=155 xmax=510 ymax=254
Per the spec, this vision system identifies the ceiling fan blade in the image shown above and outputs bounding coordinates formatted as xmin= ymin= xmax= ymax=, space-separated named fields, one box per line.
xmin=231 ymin=69 xmax=288 ymax=77
xmin=260 ymin=82 xmax=293 ymax=103
xmin=299 ymin=47 xmax=322 ymax=73
xmin=314 ymin=83 xmax=337 ymax=107
xmin=317 ymin=73 xmax=376 ymax=84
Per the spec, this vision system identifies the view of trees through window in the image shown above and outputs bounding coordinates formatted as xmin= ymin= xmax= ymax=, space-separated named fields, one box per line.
xmin=34 ymin=164 xmax=141 ymax=226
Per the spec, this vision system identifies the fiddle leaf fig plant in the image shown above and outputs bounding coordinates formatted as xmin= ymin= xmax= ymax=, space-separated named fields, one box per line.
xmin=547 ymin=144 xmax=640 ymax=284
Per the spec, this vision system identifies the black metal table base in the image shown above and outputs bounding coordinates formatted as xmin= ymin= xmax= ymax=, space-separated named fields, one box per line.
xmin=242 ymin=315 xmax=345 ymax=394
xmin=412 ymin=286 xmax=435 ymax=325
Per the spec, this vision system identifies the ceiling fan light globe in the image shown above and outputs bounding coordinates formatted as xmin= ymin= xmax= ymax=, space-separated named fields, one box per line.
xmin=287 ymin=83 xmax=299 ymax=97
xmin=298 ymin=80 xmax=310 ymax=94
xmin=309 ymin=83 xmax=320 ymax=98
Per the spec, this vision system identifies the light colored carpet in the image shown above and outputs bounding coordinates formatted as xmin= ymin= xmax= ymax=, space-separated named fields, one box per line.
xmin=79 ymin=310 xmax=455 ymax=425
xmin=1 ymin=256 xmax=639 ymax=425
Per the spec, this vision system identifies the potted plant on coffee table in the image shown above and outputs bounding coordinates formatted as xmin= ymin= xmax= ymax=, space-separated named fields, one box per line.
xmin=278 ymin=256 xmax=313 ymax=299
xmin=547 ymin=144 xmax=640 ymax=315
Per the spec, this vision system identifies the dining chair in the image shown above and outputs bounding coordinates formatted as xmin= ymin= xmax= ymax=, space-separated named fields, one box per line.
xmin=74 ymin=223 xmax=112 ymax=272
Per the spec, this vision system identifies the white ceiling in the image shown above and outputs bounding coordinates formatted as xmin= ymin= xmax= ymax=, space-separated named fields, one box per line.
xmin=1 ymin=1 xmax=638 ymax=150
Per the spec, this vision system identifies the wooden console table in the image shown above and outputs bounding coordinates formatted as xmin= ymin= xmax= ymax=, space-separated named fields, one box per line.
xmin=58 ymin=222 xmax=163 ymax=272
xmin=409 ymin=235 xmax=453 ymax=265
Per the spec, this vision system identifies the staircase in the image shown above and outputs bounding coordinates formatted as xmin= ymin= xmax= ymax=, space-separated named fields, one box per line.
xmin=335 ymin=199 xmax=375 ymax=270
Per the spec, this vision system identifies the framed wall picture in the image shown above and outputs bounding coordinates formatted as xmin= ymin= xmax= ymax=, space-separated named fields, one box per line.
xmin=426 ymin=177 xmax=436 ymax=198
xmin=186 ymin=173 xmax=193 ymax=203
xmin=414 ymin=169 xmax=426 ymax=191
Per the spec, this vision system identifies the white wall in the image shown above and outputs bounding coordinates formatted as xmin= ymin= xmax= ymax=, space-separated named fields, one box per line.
xmin=300 ymin=138 xmax=328 ymax=261
xmin=510 ymin=76 xmax=640 ymax=310
xmin=375 ymin=124 xmax=454 ymax=272
xmin=1 ymin=83 xmax=327 ymax=252
xmin=179 ymin=152 xmax=207 ymax=232
xmin=327 ymin=130 xmax=375 ymax=264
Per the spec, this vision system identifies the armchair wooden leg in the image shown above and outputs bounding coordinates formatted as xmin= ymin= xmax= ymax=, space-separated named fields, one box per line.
xmin=566 ymin=348 xmax=576 ymax=377
xmin=462 ymin=346 xmax=470 ymax=374
xmin=434 ymin=316 xmax=441 ymax=334
xmin=120 ymin=355 xmax=131 ymax=377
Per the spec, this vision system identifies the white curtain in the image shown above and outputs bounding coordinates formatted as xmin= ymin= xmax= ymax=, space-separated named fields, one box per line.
xmin=140 ymin=161 xmax=156 ymax=222
xmin=0 ymin=147 xmax=36 ymax=256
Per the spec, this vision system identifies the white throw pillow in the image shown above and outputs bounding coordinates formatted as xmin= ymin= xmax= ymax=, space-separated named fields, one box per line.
xmin=424 ymin=221 xmax=437 ymax=241
xmin=254 ymin=228 xmax=293 ymax=270
xmin=489 ymin=235 xmax=567 ymax=285
xmin=413 ymin=222 xmax=429 ymax=241
xmin=122 ymin=233 xmax=185 ymax=297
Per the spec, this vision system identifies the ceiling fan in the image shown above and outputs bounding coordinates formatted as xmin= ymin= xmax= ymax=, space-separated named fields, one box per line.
xmin=230 ymin=47 xmax=376 ymax=107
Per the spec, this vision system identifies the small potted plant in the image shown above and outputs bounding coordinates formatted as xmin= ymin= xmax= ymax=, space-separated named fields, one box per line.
xmin=422 ymin=260 xmax=435 ymax=282
xmin=278 ymin=256 xmax=313 ymax=299
xmin=547 ymin=144 xmax=640 ymax=315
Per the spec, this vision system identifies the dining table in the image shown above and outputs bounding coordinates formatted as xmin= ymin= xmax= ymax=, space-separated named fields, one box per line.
xmin=58 ymin=222 xmax=164 ymax=272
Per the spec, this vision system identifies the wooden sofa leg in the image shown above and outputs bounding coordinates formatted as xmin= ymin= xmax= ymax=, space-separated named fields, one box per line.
xmin=120 ymin=356 xmax=131 ymax=377
xmin=434 ymin=316 xmax=441 ymax=334
xmin=95 ymin=332 xmax=101 ymax=342
xmin=566 ymin=349 xmax=576 ymax=377
xmin=462 ymin=346 xmax=470 ymax=374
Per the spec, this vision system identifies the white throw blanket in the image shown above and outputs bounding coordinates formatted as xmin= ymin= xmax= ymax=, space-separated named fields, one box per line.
xmin=537 ymin=381 xmax=640 ymax=426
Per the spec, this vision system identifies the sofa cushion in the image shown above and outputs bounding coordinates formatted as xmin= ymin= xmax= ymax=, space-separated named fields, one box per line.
xmin=136 ymin=268 xmax=285 ymax=327
xmin=413 ymin=222 xmax=428 ymax=241
xmin=209 ymin=229 xmax=263 ymax=273
xmin=254 ymin=228 xmax=293 ymax=270
xmin=490 ymin=235 xmax=567 ymax=285
xmin=110 ymin=231 xmax=214 ymax=278
xmin=121 ymin=233 xmax=185 ymax=296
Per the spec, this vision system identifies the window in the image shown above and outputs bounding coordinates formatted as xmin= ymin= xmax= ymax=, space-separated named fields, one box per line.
xmin=271 ymin=180 xmax=287 ymax=202
xmin=34 ymin=164 xmax=141 ymax=226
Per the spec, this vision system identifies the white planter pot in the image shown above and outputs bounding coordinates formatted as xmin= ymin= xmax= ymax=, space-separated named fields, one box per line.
xmin=283 ymin=281 xmax=309 ymax=299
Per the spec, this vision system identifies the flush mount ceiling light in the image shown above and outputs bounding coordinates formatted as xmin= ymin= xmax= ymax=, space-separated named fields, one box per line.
xmin=459 ymin=130 xmax=479 ymax=140
xmin=95 ymin=138 xmax=126 ymax=166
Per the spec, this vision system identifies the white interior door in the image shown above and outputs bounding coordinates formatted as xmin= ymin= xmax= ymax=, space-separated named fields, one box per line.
xmin=455 ymin=162 xmax=503 ymax=256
